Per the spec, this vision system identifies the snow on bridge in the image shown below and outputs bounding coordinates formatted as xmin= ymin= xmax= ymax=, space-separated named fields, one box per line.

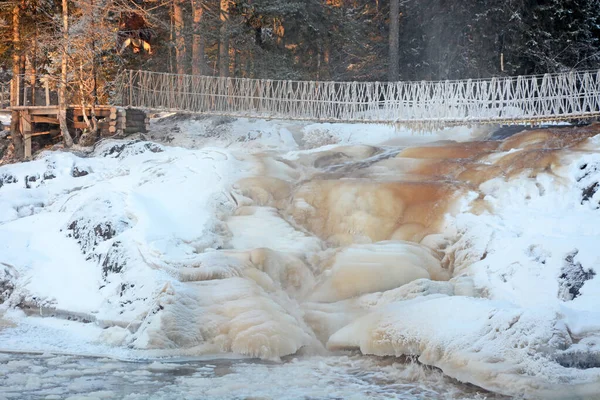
xmin=114 ymin=69 xmax=600 ymax=128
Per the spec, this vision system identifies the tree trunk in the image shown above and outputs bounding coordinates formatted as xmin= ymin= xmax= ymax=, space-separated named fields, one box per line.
xmin=388 ymin=0 xmax=400 ymax=81
xmin=191 ymin=0 xmax=207 ymax=75
xmin=323 ymin=39 xmax=331 ymax=80
xmin=10 ymin=1 xmax=24 ymax=160
xmin=92 ymin=44 xmax=98 ymax=104
xmin=27 ymin=53 xmax=36 ymax=139
xmin=79 ymin=63 xmax=98 ymax=147
xmin=173 ymin=0 xmax=187 ymax=75
xmin=30 ymin=0 xmax=38 ymax=107
xmin=59 ymin=0 xmax=74 ymax=148
xmin=169 ymin=9 xmax=174 ymax=73
xmin=91 ymin=0 xmax=98 ymax=104
xmin=233 ymin=48 xmax=239 ymax=77
xmin=29 ymin=55 xmax=37 ymax=107
xmin=19 ymin=55 xmax=25 ymax=106
xmin=219 ymin=0 xmax=229 ymax=77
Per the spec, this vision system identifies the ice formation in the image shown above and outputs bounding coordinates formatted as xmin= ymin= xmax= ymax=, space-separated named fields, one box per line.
xmin=1 ymin=117 xmax=600 ymax=398
xmin=308 ymin=241 xmax=448 ymax=303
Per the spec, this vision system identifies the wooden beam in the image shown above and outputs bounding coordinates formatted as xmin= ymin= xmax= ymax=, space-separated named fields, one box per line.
xmin=10 ymin=105 xmax=58 ymax=111
xmin=72 ymin=107 xmax=111 ymax=117
xmin=32 ymin=116 xmax=60 ymax=124
xmin=72 ymin=121 xmax=90 ymax=129
xmin=28 ymin=130 xmax=59 ymax=137
xmin=93 ymin=109 xmax=111 ymax=117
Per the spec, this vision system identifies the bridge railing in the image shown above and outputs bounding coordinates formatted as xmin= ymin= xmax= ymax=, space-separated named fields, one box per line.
xmin=114 ymin=69 xmax=600 ymax=127
xmin=0 ymin=76 xmax=60 ymax=109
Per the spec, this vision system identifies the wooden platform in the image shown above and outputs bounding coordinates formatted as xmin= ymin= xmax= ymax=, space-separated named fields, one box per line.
xmin=9 ymin=105 xmax=149 ymax=158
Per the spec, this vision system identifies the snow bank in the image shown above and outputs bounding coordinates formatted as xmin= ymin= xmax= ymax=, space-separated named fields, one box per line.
xmin=328 ymin=296 xmax=600 ymax=399
xmin=0 ymin=113 xmax=9 ymax=128
xmin=148 ymin=114 xmax=488 ymax=151
xmin=227 ymin=206 xmax=322 ymax=254
xmin=0 ymin=139 xmax=319 ymax=359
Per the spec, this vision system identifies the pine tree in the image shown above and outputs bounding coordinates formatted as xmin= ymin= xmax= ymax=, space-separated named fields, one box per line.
xmin=219 ymin=0 xmax=229 ymax=77
xmin=173 ymin=0 xmax=187 ymax=74
xmin=191 ymin=0 xmax=208 ymax=75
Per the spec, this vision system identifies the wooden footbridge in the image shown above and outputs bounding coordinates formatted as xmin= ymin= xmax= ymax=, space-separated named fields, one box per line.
xmin=114 ymin=69 xmax=600 ymax=127
xmin=0 ymin=79 xmax=148 ymax=158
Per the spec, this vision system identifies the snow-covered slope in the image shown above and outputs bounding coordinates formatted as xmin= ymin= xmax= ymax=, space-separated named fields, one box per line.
xmin=0 ymin=139 xmax=318 ymax=359
xmin=1 ymin=118 xmax=600 ymax=398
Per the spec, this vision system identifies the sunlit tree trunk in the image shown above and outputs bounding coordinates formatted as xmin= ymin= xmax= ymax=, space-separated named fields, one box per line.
xmin=18 ymin=54 xmax=25 ymax=105
xmin=173 ymin=0 xmax=187 ymax=75
xmin=388 ymin=0 xmax=400 ymax=81
xmin=219 ymin=0 xmax=229 ymax=77
xmin=29 ymin=54 xmax=37 ymax=107
xmin=91 ymin=0 xmax=98 ymax=104
xmin=191 ymin=0 xmax=207 ymax=75
xmin=59 ymin=0 xmax=74 ymax=148
xmin=29 ymin=0 xmax=38 ymax=107
xmin=10 ymin=0 xmax=24 ymax=159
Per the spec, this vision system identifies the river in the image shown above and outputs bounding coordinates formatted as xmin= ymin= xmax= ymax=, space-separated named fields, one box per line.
xmin=0 ymin=352 xmax=508 ymax=399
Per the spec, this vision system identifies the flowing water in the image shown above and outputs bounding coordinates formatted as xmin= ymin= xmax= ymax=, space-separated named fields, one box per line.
xmin=0 ymin=352 xmax=507 ymax=399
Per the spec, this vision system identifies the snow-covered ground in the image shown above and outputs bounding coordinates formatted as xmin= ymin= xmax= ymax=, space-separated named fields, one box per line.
xmin=145 ymin=113 xmax=491 ymax=151
xmin=1 ymin=116 xmax=600 ymax=399
xmin=0 ymin=113 xmax=10 ymax=128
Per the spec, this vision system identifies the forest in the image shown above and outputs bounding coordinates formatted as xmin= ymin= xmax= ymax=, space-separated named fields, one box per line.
xmin=2 ymin=1 xmax=600 ymax=88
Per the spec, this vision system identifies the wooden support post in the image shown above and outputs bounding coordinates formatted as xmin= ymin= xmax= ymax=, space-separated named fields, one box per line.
xmin=45 ymin=76 xmax=50 ymax=106
xmin=24 ymin=134 xmax=32 ymax=158
xmin=129 ymin=70 xmax=133 ymax=106
xmin=17 ymin=77 xmax=21 ymax=107
xmin=117 ymin=108 xmax=126 ymax=128
xmin=20 ymin=110 xmax=32 ymax=158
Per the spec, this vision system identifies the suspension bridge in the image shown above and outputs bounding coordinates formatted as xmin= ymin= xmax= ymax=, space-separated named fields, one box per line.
xmin=2 ymin=69 xmax=600 ymax=131
xmin=113 ymin=69 xmax=600 ymax=128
